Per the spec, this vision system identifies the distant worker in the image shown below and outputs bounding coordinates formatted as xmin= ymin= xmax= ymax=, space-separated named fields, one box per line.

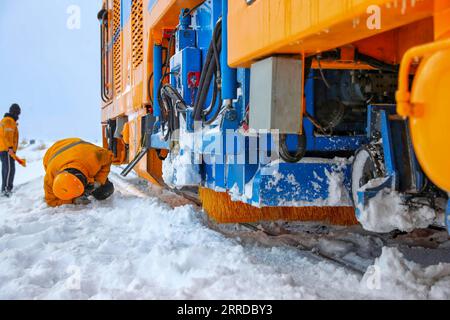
xmin=43 ymin=138 xmax=115 ymax=207
xmin=0 ymin=104 xmax=21 ymax=197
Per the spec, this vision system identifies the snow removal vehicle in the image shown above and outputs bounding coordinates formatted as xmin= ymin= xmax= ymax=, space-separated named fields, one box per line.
xmin=98 ymin=0 xmax=450 ymax=233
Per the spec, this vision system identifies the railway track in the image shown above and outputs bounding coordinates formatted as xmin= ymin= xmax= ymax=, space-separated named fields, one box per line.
xmin=238 ymin=222 xmax=367 ymax=276
xmin=111 ymin=170 xmax=450 ymax=278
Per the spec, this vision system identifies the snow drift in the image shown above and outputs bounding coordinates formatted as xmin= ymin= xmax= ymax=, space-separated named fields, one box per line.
xmin=1 ymin=142 xmax=449 ymax=300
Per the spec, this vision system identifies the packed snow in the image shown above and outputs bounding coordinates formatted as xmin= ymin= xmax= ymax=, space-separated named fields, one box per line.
xmin=361 ymin=247 xmax=450 ymax=299
xmin=356 ymin=180 xmax=444 ymax=233
xmin=1 ymin=142 xmax=450 ymax=299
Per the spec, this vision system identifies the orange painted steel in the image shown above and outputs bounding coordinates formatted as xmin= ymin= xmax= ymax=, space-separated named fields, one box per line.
xmin=396 ymin=38 xmax=450 ymax=192
xmin=228 ymin=0 xmax=437 ymax=68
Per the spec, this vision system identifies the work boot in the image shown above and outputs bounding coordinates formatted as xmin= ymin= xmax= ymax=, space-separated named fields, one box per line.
xmin=2 ymin=191 xmax=11 ymax=198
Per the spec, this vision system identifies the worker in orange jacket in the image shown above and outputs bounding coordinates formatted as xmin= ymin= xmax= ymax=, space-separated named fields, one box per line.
xmin=0 ymin=104 xmax=21 ymax=197
xmin=43 ymin=138 xmax=115 ymax=207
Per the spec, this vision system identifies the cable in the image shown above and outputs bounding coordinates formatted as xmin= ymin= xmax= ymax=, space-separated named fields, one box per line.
xmin=355 ymin=51 xmax=399 ymax=73
xmin=279 ymin=133 xmax=307 ymax=163
xmin=304 ymin=112 xmax=333 ymax=135
xmin=193 ymin=18 xmax=223 ymax=124
xmin=316 ymin=55 xmax=331 ymax=89
xmin=156 ymin=149 xmax=167 ymax=161
xmin=157 ymin=72 xmax=181 ymax=141
xmin=182 ymin=1 xmax=206 ymax=19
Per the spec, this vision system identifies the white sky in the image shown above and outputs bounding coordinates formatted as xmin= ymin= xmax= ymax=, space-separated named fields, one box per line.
xmin=0 ymin=0 xmax=103 ymax=142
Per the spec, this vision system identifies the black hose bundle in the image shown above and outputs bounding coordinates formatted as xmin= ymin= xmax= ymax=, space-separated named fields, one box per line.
xmin=193 ymin=18 xmax=223 ymax=125
xmin=158 ymin=79 xmax=188 ymax=141
xmin=279 ymin=132 xmax=307 ymax=163
xmin=157 ymin=17 xmax=223 ymax=141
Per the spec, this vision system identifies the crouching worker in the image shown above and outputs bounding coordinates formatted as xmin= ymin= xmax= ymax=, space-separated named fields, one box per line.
xmin=43 ymin=138 xmax=115 ymax=207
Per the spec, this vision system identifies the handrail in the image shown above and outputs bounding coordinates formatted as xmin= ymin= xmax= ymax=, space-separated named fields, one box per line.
xmin=396 ymin=38 xmax=450 ymax=118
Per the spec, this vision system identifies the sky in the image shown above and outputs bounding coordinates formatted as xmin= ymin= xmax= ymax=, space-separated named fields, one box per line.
xmin=0 ymin=0 xmax=103 ymax=142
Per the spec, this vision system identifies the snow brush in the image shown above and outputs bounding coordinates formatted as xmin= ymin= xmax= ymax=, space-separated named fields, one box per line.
xmin=199 ymin=188 xmax=358 ymax=226
xmin=11 ymin=153 xmax=27 ymax=167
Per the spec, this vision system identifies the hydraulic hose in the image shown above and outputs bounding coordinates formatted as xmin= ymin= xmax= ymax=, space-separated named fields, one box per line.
xmin=279 ymin=133 xmax=307 ymax=163
xmin=193 ymin=18 xmax=223 ymax=123
xmin=157 ymin=16 xmax=224 ymax=142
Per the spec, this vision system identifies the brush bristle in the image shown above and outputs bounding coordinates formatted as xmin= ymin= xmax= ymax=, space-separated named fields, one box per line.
xmin=199 ymin=188 xmax=358 ymax=226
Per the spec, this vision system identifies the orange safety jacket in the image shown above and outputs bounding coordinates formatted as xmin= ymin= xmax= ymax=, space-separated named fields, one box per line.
xmin=0 ymin=115 xmax=19 ymax=152
xmin=43 ymin=138 xmax=114 ymax=207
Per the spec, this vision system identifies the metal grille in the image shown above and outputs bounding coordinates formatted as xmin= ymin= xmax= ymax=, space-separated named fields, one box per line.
xmin=131 ymin=0 xmax=144 ymax=69
xmin=113 ymin=0 xmax=122 ymax=95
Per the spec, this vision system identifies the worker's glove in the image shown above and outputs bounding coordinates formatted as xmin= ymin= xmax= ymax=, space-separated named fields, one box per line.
xmin=85 ymin=182 xmax=102 ymax=196
xmin=73 ymin=196 xmax=91 ymax=206
xmin=93 ymin=182 xmax=102 ymax=190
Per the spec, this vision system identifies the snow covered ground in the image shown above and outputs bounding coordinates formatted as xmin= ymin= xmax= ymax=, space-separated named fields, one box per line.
xmin=1 ymin=143 xmax=450 ymax=299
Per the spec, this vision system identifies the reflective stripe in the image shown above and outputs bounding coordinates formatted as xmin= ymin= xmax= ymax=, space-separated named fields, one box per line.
xmin=47 ymin=140 xmax=91 ymax=167
xmin=6 ymin=153 xmax=11 ymax=191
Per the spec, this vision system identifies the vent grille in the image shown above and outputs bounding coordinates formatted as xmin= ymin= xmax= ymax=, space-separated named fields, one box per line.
xmin=113 ymin=0 xmax=122 ymax=95
xmin=131 ymin=0 xmax=144 ymax=69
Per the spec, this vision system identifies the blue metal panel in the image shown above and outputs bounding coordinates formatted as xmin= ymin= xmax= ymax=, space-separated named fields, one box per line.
xmin=153 ymin=44 xmax=163 ymax=117
xmin=147 ymin=0 xmax=157 ymax=12
xmin=303 ymin=75 xmax=367 ymax=152
xmin=309 ymin=136 xmax=366 ymax=152
xmin=150 ymin=133 xmax=170 ymax=150
xmin=170 ymin=47 xmax=202 ymax=106
xmin=255 ymin=162 xmax=352 ymax=207
xmin=355 ymin=177 xmax=393 ymax=218
xmin=236 ymin=68 xmax=250 ymax=123
xmin=176 ymin=29 xmax=196 ymax=51
xmin=121 ymin=0 xmax=132 ymax=28
xmin=446 ymin=200 xmax=450 ymax=235
xmin=221 ymin=0 xmax=237 ymax=100
xmin=380 ymin=110 xmax=397 ymax=178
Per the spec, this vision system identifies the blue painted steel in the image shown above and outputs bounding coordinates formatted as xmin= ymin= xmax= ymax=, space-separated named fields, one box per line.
xmin=121 ymin=0 xmax=132 ymax=28
xmin=147 ymin=0 xmax=157 ymax=12
xmin=170 ymin=47 xmax=202 ymax=105
xmin=380 ymin=110 xmax=397 ymax=179
xmin=153 ymin=44 xmax=163 ymax=117
xmin=446 ymin=200 xmax=450 ymax=234
xmin=355 ymin=177 xmax=393 ymax=218
xmin=366 ymin=104 xmax=396 ymax=139
xmin=355 ymin=106 xmax=399 ymax=211
xmin=151 ymin=134 xmax=170 ymax=150
xmin=176 ymin=28 xmax=196 ymax=51
xmin=304 ymin=75 xmax=367 ymax=152
xmin=236 ymin=68 xmax=250 ymax=123
xmin=179 ymin=9 xmax=192 ymax=29
xmin=355 ymin=105 xmax=441 ymax=219
xmin=221 ymin=161 xmax=353 ymax=207
xmin=186 ymin=108 xmax=195 ymax=132
xmin=221 ymin=0 xmax=237 ymax=100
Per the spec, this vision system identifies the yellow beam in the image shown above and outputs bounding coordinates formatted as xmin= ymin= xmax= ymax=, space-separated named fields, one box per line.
xmin=228 ymin=0 xmax=436 ymax=67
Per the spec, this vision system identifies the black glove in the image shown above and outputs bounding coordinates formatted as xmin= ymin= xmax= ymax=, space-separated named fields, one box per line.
xmin=91 ymin=179 xmax=115 ymax=201
xmin=73 ymin=196 xmax=91 ymax=205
